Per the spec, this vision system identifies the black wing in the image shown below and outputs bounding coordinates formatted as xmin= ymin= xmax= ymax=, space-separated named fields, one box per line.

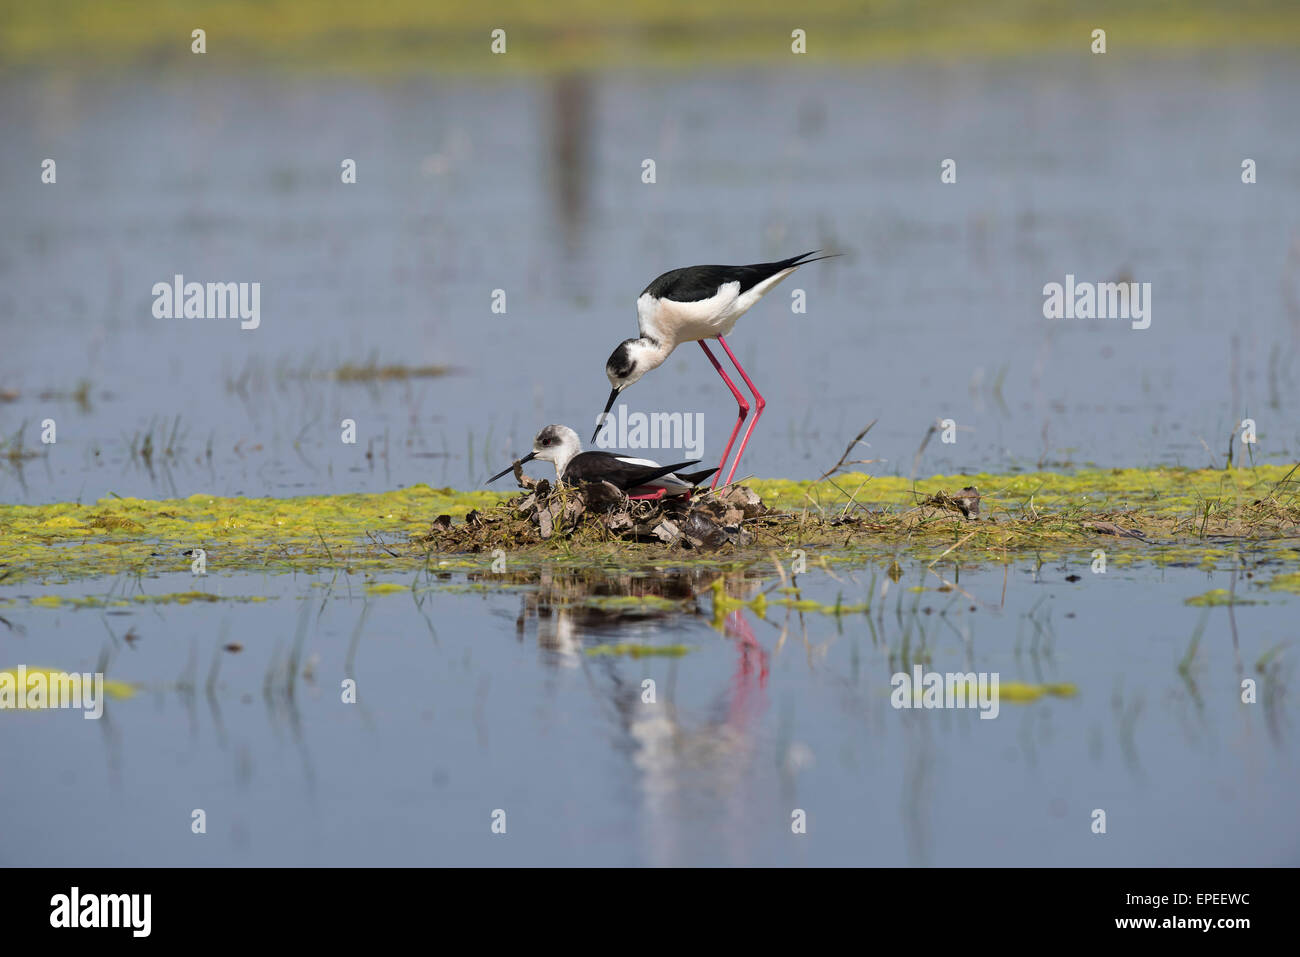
xmin=565 ymin=452 xmax=703 ymax=491
xmin=641 ymin=250 xmax=832 ymax=302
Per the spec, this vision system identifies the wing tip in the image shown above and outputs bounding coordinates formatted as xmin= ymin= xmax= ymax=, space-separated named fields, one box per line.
xmin=675 ymin=466 xmax=719 ymax=486
xmin=789 ymin=249 xmax=842 ymax=267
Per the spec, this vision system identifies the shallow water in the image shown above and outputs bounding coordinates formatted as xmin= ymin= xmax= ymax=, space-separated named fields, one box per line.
xmin=2 ymin=54 xmax=1299 ymax=866
xmin=2 ymin=55 xmax=1299 ymax=505
xmin=2 ymin=556 xmax=1297 ymax=866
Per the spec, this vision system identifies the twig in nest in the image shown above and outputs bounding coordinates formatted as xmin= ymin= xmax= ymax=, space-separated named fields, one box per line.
xmin=510 ymin=459 xmax=538 ymax=490
xmin=918 ymin=487 xmax=981 ymax=519
xmin=817 ymin=419 xmax=878 ymax=482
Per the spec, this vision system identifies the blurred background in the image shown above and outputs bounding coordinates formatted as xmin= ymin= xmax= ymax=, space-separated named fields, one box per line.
xmin=2 ymin=1 xmax=1299 ymax=502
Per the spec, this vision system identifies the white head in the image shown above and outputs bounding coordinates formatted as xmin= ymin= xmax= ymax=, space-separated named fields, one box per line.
xmin=528 ymin=424 xmax=581 ymax=475
xmin=486 ymin=424 xmax=582 ymax=485
xmin=593 ymin=337 xmax=669 ymax=441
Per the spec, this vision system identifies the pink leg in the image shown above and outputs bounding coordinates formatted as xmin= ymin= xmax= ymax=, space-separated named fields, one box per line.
xmin=716 ymin=336 xmax=766 ymax=486
xmin=628 ymin=487 xmax=667 ymax=501
xmin=628 ymin=488 xmax=694 ymax=502
xmin=698 ymin=340 xmax=748 ymax=489
xmin=724 ymin=610 xmax=770 ymax=726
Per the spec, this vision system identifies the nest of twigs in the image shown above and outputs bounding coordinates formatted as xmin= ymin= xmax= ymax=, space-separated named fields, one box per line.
xmin=414 ymin=467 xmax=771 ymax=551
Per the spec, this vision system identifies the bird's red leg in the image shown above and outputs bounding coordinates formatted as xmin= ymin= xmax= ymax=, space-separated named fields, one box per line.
xmin=716 ymin=335 xmax=765 ymax=486
xmin=698 ymin=340 xmax=748 ymax=489
xmin=723 ymin=611 xmax=770 ymax=733
xmin=628 ymin=487 xmax=668 ymax=501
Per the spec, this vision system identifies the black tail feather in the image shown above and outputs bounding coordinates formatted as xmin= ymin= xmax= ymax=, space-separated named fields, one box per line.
xmin=732 ymin=249 xmax=841 ymax=294
xmin=780 ymin=249 xmax=840 ymax=269
xmin=643 ymin=250 xmax=840 ymax=301
xmin=675 ymin=467 xmax=719 ymax=486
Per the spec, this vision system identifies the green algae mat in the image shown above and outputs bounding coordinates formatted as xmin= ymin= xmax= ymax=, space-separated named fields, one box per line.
xmin=7 ymin=1 xmax=1299 ymax=74
xmin=2 ymin=465 xmax=1298 ymax=589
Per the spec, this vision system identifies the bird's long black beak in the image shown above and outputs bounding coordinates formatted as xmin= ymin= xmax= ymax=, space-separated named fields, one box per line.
xmin=592 ymin=388 xmax=620 ymax=443
xmin=486 ymin=451 xmax=536 ymax=484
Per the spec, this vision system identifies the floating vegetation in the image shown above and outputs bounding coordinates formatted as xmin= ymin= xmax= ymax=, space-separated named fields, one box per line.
xmin=582 ymin=595 xmax=686 ymax=612
xmin=8 ymin=1 xmax=1299 ymax=74
xmin=1268 ymin=572 xmax=1300 ymax=593
xmin=585 ymin=643 xmax=692 ymax=658
xmin=25 ymin=592 xmax=271 ymax=610
xmin=332 ymin=361 xmax=454 ymax=383
xmin=894 ymin=680 xmax=1076 ymax=707
xmin=997 ymin=682 xmax=1078 ymax=703
xmin=364 ymin=582 xmax=409 ymax=595
xmin=223 ymin=353 xmax=453 ymax=395
xmin=135 ymin=591 xmax=268 ymax=605
xmin=0 ymin=465 xmax=1297 ymax=586
xmin=1184 ymin=589 xmax=1258 ymax=607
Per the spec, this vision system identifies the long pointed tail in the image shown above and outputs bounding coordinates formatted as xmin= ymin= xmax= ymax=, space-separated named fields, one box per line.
xmin=782 ymin=249 xmax=840 ymax=268
xmin=675 ymin=466 xmax=719 ymax=486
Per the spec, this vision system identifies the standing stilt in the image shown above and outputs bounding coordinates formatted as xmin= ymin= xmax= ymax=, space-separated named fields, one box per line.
xmin=698 ymin=340 xmax=748 ymax=489
xmin=715 ymin=335 xmax=765 ymax=486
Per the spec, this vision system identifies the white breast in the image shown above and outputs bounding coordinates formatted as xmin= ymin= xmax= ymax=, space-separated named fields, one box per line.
xmin=637 ymin=284 xmax=738 ymax=343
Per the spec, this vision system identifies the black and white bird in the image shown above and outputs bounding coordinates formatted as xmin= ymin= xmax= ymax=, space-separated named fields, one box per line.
xmin=487 ymin=425 xmax=717 ymax=498
xmin=593 ymin=250 xmax=836 ymax=488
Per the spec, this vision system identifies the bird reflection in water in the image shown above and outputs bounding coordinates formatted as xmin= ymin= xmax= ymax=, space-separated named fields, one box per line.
xmin=508 ymin=566 xmax=774 ymax=864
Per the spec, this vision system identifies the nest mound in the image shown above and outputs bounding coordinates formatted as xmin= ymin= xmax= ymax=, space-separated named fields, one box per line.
xmin=414 ymin=476 xmax=774 ymax=552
